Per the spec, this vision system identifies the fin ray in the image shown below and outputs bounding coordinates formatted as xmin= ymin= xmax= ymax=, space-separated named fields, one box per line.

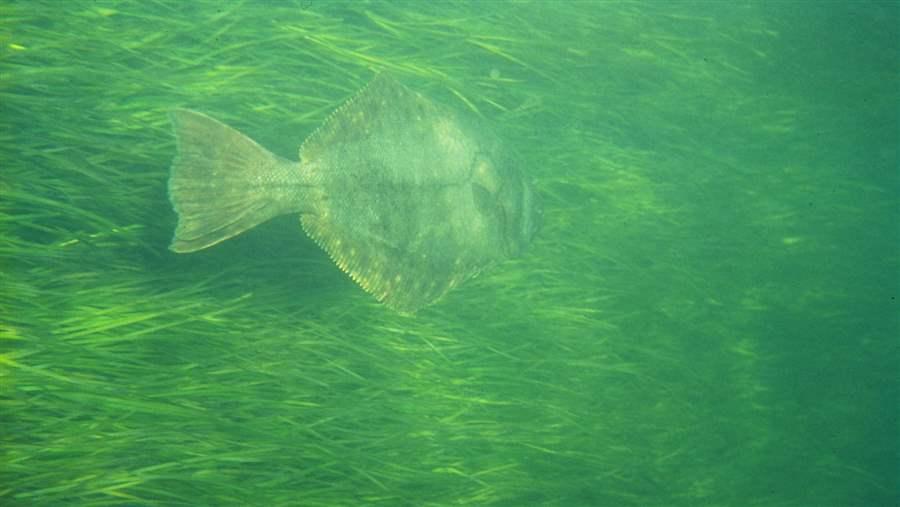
xmin=168 ymin=109 xmax=290 ymax=252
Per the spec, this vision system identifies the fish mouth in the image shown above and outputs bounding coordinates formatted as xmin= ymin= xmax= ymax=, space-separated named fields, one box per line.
xmin=523 ymin=179 xmax=542 ymax=244
xmin=504 ymin=178 xmax=541 ymax=257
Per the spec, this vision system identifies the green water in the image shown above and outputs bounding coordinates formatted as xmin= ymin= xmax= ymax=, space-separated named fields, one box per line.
xmin=2 ymin=1 xmax=897 ymax=505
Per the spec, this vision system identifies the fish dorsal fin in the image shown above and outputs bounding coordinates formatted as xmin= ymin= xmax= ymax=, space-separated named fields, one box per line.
xmin=299 ymin=74 xmax=416 ymax=163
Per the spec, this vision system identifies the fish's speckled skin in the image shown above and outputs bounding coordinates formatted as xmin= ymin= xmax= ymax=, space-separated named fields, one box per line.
xmin=168 ymin=75 xmax=540 ymax=312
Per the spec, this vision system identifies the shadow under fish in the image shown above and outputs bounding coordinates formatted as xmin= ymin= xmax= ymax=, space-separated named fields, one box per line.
xmin=167 ymin=74 xmax=541 ymax=312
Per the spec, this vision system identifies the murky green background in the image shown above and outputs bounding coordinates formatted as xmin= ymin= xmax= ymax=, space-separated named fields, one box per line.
xmin=2 ymin=1 xmax=897 ymax=505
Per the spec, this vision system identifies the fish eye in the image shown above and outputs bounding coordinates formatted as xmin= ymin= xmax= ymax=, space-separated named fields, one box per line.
xmin=471 ymin=182 xmax=496 ymax=213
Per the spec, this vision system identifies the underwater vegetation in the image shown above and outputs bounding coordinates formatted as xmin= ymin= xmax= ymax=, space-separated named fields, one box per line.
xmin=1 ymin=1 xmax=897 ymax=505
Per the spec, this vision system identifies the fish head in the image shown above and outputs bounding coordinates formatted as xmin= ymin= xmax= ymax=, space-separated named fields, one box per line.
xmin=470 ymin=150 xmax=541 ymax=258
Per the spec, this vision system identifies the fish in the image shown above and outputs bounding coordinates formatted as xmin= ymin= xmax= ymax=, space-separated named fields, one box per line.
xmin=167 ymin=74 xmax=541 ymax=312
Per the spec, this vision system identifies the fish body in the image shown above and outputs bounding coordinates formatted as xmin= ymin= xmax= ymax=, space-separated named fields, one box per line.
xmin=168 ymin=75 xmax=540 ymax=311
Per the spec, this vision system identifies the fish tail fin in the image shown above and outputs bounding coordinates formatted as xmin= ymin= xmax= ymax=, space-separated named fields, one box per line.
xmin=167 ymin=109 xmax=290 ymax=253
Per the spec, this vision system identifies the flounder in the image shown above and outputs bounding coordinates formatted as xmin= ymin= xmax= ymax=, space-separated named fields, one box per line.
xmin=168 ymin=74 xmax=540 ymax=312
